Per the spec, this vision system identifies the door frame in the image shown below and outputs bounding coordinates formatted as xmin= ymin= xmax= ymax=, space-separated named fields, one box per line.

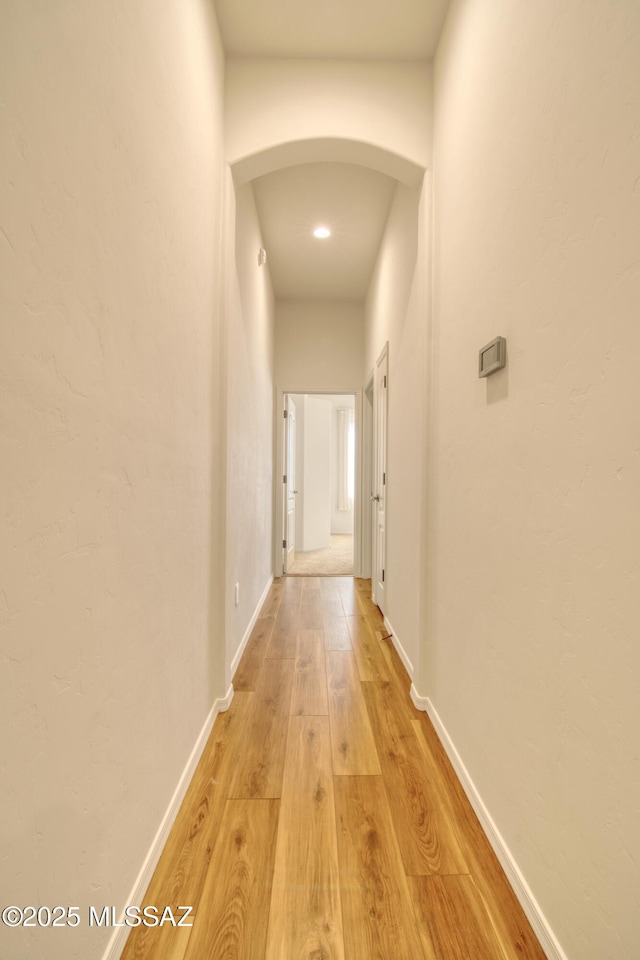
xmin=371 ymin=343 xmax=389 ymax=611
xmin=283 ymin=394 xmax=297 ymax=573
xmin=274 ymin=386 xmax=363 ymax=578
xmin=360 ymin=376 xmax=374 ymax=579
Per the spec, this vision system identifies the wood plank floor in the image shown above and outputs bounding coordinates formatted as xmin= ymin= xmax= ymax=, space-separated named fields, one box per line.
xmin=121 ymin=577 xmax=548 ymax=960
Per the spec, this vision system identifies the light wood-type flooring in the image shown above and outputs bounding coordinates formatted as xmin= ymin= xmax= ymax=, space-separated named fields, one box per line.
xmin=121 ymin=576 xmax=547 ymax=960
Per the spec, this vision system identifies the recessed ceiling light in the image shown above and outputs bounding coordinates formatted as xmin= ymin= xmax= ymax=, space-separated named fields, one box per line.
xmin=313 ymin=226 xmax=331 ymax=239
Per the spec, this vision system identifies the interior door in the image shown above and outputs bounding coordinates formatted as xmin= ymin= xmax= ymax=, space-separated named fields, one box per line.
xmin=372 ymin=350 xmax=388 ymax=612
xmin=284 ymin=395 xmax=297 ymax=572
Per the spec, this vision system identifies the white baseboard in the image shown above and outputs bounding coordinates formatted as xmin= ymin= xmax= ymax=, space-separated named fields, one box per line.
xmin=411 ymin=689 xmax=568 ymax=960
xmin=230 ymin=574 xmax=274 ymax=679
xmin=101 ymin=683 xmax=234 ymax=960
xmin=383 ymin=615 xmax=414 ymax=679
xmin=410 ymin=682 xmax=428 ymax=712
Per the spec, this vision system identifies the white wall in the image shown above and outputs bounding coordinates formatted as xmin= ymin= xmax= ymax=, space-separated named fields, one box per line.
xmin=226 ymin=58 xmax=431 ymax=183
xmin=427 ymin=2 xmax=640 ymax=957
xmin=299 ymin=396 xmax=332 ymax=552
xmin=225 ymin=180 xmax=275 ymax=677
xmin=364 ymin=179 xmax=431 ymax=677
xmin=276 ymin=301 xmax=364 ymax=393
xmin=0 ymin=3 xmax=226 ymax=958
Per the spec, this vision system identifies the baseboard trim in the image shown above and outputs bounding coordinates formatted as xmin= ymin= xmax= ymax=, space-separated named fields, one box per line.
xmin=230 ymin=574 xmax=274 ymax=679
xmin=410 ymin=683 xmax=428 ymax=712
xmin=411 ymin=689 xmax=568 ymax=960
xmin=100 ymin=683 xmax=234 ymax=960
xmin=383 ymin=616 xmax=414 ymax=679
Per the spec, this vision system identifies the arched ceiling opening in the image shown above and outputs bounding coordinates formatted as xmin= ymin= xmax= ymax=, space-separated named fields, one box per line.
xmin=219 ymin=1 xmax=439 ymax=303
xmin=232 ymin=138 xmax=425 ymax=189
xmin=252 ymin=161 xmax=397 ymax=302
xmin=233 ymin=138 xmax=425 ymax=303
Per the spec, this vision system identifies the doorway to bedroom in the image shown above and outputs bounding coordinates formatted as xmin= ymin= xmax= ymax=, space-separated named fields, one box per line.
xmin=282 ymin=392 xmax=356 ymax=577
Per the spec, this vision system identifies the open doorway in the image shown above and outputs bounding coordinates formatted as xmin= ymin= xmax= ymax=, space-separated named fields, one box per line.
xmin=282 ymin=392 xmax=356 ymax=576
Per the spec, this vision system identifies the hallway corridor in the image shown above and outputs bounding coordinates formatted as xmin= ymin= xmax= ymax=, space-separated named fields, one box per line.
xmin=121 ymin=576 xmax=545 ymax=960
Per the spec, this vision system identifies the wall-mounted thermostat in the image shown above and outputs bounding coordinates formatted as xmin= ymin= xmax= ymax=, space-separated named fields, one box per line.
xmin=478 ymin=336 xmax=506 ymax=378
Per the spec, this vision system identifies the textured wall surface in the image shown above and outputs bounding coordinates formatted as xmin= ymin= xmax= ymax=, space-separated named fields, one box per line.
xmin=225 ymin=181 xmax=275 ymax=677
xmin=429 ymin=1 xmax=640 ymax=956
xmin=275 ymin=301 xmax=364 ymax=393
xmin=0 ymin=3 xmax=226 ymax=957
xmin=225 ymin=58 xmax=432 ymax=176
xmin=364 ymin=180 xmax=431 ymax=677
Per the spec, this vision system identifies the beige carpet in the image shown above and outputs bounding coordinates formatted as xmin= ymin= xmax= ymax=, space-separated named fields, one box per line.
xmin=288 ymin=534 xmax=354 ymax=576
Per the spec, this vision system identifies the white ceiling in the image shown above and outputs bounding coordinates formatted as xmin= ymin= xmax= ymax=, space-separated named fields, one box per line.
xmin=252 ymin=163 xmax=397 ymax=302
xmin=214 ymin=0 xmax=450 ymax=60
xmin=219 ymin=0 xmax=449 ymax=303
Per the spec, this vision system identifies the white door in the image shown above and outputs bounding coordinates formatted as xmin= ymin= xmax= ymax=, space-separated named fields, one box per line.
xmin=372 ymin=350 xmax=388 ymax=612
xmin=284 ymin=395 xmax=297 ymax=572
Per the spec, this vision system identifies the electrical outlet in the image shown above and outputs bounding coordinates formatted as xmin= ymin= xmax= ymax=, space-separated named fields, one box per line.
xmin=234 ymin=582 xmax=240 ymax=607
